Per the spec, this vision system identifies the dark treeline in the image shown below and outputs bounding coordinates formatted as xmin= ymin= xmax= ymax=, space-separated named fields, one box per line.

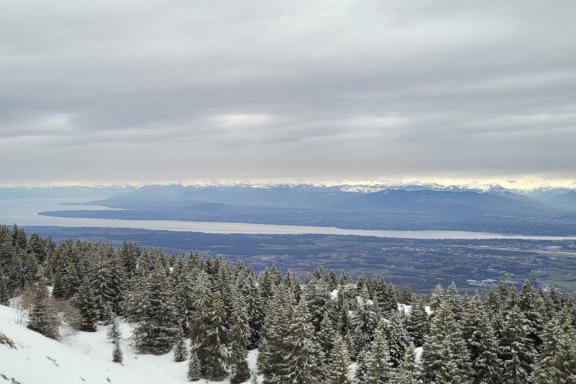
xmin=1 ymin=224 xmax=575 ymax=383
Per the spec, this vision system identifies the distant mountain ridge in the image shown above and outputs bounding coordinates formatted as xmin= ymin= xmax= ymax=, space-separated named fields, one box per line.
xmin=37 ymin=183 xmax=576 ymax=235
xmin=348 ymin=189 xmax=551 ymax=216
xmin=543 ymin=190 xmax=576 ymax=211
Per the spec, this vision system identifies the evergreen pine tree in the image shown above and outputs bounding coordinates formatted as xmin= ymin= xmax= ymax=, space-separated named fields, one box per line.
xmin=27 ymin=276 xmax=59 ymax=339
xmin=21 ymin=251 xmax=40 ymax=287
xmin=112 ymin=339 xmax=123 ymax=364
xmin=325 ymin=334 xmax=351 ymax=384
xmin=6 ymin=252 xmax=24 ymax=293
xmin=53 ymin=240 xmax=81 ymax=299
xmin=72 ymin=280 xmax=98 ymax=332
xmin=229 ymin=288 xmax=251 ymax=384
xmin=356 ymin=273 xmax=368 ymax=295
xmin=355 ymin=348 xmax=369 ymax=383
xmin=174 ymin=326 xmax=188 ymax=363
xmin=544 ymin=287 xmax=563 ymax=317
xmin=337 ymin=297 xmax=352 ymax=337
xmin=365 ymin=326 xmax=394 ymax=383
xmin=463 ymin=297 xmax=501 ymax=384
xmin=12 ymin=225 xmax=27 ymax=249
xmin=107 ymin=250 xmax=126 ymax=315
xmin=429 ymin=284 xmax=445 ymax=313
xmin=187 ymin=348 xmax=201 ymax=381
xmin=446 ymin=282 xmax=464 ymax=320
xmin=241 ymin=272 xmax=264 ymax=350
xmin=284 ymin=298 xmax=322 ymax=384
xmin=133 ymin=260 xmax=179 ymax=355
xmin=350 ymin=287 xmax=379 ymax=358
xmin=119 ymin=241 xmax=140 ymax=277
xmin=123 ymin=271 xmax=147 ymax=323
xmin=29 ymin=233 xmax=47 ymax=264
xmin=107 ymin=313 xmax=121 ymax=341
xmin=107 ymin=311 xmax=123 ymax=363
xmin=497 ymin=304 xmax=535 ymax=384
xmin=197 ymin=283 xmax=229 ymax=380
xmin=304 ymin=277 xmax=330 ymax=333
xmin=532 ymin=306 xmax=576 ymax=383
xmin=0 ymin=274 xmax=9 ymax=305
xmin=379 ymin=311 xmax=411 ymax=367
xmin=406 ymin=299 xmax=429 ymax=347
xmin=390 ymin=343 xmax=419 ymax=384
xmin=519 ymin=280 xmax=545 ymax=351
xmin=257 ymin=285 xmax=293 ymax=383
xmin=374 ymin=282 xmax=398 ymax=314
xmin=93 ymin=251 xmax=114 ymax=321
xmin=421 ymin=301 xmax=471 ymax=384
xmin=318 ymin=311 xmax=336 ymax=366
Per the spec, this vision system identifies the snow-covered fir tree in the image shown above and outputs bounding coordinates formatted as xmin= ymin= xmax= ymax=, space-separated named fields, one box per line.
xmin=283 ymin=298 xmax=322 ymax=384
xmin=325 ymin=334 xmax=351 ymax=384
xmin=355 ymin=348 xmax=369 ymax=383
xmin=112 ymin=336 xmax=123 ymax=364
xmin=107 ymin=314 xmax=123 ymax=364
xmin=462 ymin=296 xmax=501 ymax=384
xmin=257 ymin=284 xmax=293 ymax=383
xmin=229 ymin=286 xmax=251 ymax=384
xmin=390 ymin=342 xmax=419 ymax=384
xmin=364 ymin=325 xmax=394 ymax=383
xmin=421 ymin=299 xmax=472 ymax=384
xmin=429 ymin=284 xmax=445 ymax=313
xmin=0 ymin=273 xmax=11 ymax=305
xmin=27 ymin=274 xmax=59 ymax=339
xmin=379 ymin=311 xmax=411 ymax=367
xmin=133 ymin=260 xmax=179 ymax=355
xmin=318 ymin=309 xmax=337 ymax=366
xmin=72 ymin=279 xmax=98 ymax=332
xmin=406 ymin=298 xmax=429 ymax=347
xmin=174 ymin=326 xmax=188 ymax=363
xmin=519 ymin=280 xmax=545 ymax=351
xmin=532 ymin=306 xmax=576 ymax=383
xmin=303 ymin=275 xmax=331 ymax=333
xmin=350 ymin=286 xmax=379 ymax=358
xmin=187 ymin=348 xmax=201 ymax=381
xmin=193 ymin=278 xmax=229 ymax=380
xmin=497 ymin=304 xmax=536 ymax=383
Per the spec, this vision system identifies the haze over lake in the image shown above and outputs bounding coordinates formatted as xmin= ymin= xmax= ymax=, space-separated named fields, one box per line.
xmin=2 ymin=198 xmax=576 ymax=241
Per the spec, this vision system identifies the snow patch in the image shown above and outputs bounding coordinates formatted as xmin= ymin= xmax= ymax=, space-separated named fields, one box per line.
xmin=0 ymin=304 xmax=256 ymax=384
xmin=414 ymin=346 xmax=423 ymax=364
xmin=330 ymin=289 xmax=339 ymax=300
xmin=397 ymin=303 xmax=412 ymax=315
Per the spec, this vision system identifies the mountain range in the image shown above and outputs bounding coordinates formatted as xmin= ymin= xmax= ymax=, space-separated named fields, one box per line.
xmin=36 ymin=184 xmax=576 ymax=235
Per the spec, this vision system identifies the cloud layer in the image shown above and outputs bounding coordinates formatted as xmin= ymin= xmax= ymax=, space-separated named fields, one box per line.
xmin=1 ymin=0 xmax=575 ymax=184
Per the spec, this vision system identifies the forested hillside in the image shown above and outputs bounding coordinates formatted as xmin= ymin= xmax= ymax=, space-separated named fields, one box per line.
xmin=1 ymin=224 xmax=576 ymax=383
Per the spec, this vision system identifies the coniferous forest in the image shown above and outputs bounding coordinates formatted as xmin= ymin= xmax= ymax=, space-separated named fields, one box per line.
xmin=1 ymin=224 xmax=576 ymax=383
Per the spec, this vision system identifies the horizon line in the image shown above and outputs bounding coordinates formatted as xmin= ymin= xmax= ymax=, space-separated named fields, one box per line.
xmin=2 ymin=176 xmax=576 ymax=191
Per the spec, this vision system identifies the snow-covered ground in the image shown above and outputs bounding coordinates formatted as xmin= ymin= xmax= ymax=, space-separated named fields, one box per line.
xmin=0 ymin=304 xmax=257 ymax=384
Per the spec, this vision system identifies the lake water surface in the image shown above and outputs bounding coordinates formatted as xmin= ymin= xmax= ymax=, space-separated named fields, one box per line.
xmin=1 ymin=198 xmax=576 ymax=241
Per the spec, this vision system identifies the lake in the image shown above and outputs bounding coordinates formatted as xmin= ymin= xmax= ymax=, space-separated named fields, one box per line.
xmin=1 ymin=198 xmax=576 ymax=241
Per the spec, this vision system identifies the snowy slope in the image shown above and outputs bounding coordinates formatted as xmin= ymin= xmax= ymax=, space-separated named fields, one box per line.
xmin=0 ymin=304 xmax=257 ymax=384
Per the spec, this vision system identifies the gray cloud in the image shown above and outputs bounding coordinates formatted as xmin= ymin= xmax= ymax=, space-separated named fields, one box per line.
xmin=1 ymin=0 xmax=576 ymax=184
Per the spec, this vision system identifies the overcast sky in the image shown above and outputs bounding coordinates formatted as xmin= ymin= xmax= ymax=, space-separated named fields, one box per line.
xmin=1 ymin=0 xmax=575 ymax=185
